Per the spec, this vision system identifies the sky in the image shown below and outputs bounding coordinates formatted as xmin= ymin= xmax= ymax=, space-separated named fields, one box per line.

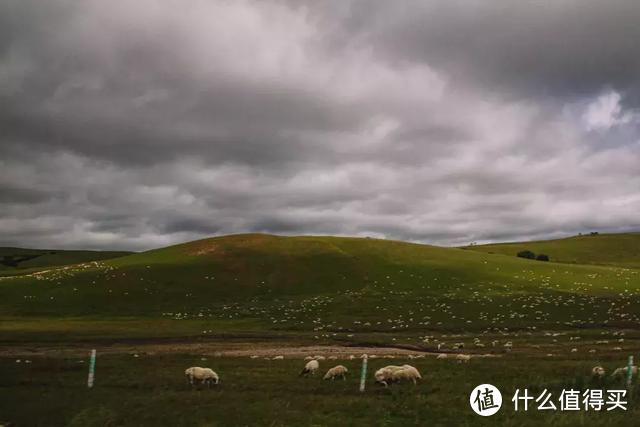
xmin=1 ymin=0 xmax=639 ymax=251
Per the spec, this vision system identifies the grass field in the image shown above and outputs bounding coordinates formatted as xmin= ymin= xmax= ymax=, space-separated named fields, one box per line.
xmin=2 ymin=351 xmax=640 ymax=426
xmin=1 ymin=233 xmax=639 ymax=425
xmin=465 ymin=232 xmax=640 ymax=269
xmin=0 ymin=247 xmax=132 ymax=275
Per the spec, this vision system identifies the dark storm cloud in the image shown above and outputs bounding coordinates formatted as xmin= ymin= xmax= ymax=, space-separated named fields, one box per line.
xmin=0 ymin=0 xmax=638 ymax=250
xmin=331 ymin=0 xmax=640 ymax=102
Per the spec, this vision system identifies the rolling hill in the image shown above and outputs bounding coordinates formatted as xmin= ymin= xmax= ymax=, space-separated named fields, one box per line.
xmin=1 ymin=234 xmax=639 ymax=338
xmin=464 ymin=232 xmax=640 ymax=268
xmin=0 ymin=247 xmax=133 ymax=273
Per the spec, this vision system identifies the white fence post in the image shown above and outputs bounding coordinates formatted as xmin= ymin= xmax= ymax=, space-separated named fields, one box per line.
xmin=359 ymin=355 xmax=368 ymax=392
xmin=626 ymin=355 xmax=634 ymax=390
xmin=87 ymin=349 xmax=97 ymax=388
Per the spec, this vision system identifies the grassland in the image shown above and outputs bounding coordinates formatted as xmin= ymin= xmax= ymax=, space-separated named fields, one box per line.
xmin=464 ymin=232 xmax=640 ymax=269
xmin=1 ymin=233 xmax=639 ymax=425
xmin=2 ymin=351 xmax=640 ymax=426
xmin=0 ymin=247 xmax=132 ymax=275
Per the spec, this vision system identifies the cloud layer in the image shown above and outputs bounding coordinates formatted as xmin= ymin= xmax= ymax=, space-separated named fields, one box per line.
xmin=1 ymin=0 xmax=639 ymax=250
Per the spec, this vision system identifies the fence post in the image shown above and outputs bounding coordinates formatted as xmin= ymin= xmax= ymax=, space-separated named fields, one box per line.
xmin=626 ymin=355 xmax=634 ymax=390
xmin=359 ymin=355 xmax=368 ymax=392
xmin=87 ymin=349 xmax=97 ymax=388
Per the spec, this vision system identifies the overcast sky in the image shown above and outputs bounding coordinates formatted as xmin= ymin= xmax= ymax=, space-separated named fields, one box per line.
xmin=1 ymin=0 xmax=639 ymax=250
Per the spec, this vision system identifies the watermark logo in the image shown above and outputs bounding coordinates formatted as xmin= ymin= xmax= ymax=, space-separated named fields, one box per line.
xmin=470 ymin=384 xmax=502 ymax=416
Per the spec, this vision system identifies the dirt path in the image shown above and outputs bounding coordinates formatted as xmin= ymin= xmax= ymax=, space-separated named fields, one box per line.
xmin=0 ymin=341 xmax=500 ymax=359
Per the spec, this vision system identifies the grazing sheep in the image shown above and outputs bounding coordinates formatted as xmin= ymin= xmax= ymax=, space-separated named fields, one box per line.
xmin=328 ymin=356 xmax=338 ymax=360
xmin=323 ymin=365 xmax=348 ymax=380
xmin=304 ymin=356 xmax=314 ymax=361
xmin=592 ymin=366 xmax=606 ymax=377
xmin=456 ymin=354 xmax=471 ymax=363
xmin=399 ymin=365 xmax=422 ymax=383
xmin=185 ymin=367 xmax=219 ymax=387
xmin=272 ymin=355 xmax=284 ymax=360
xmin=300 ymin=359 xmax=320 ymax=377
xmin=453 ymin=343 xmax=464 ymax=350
xmin=571 ymin=348 xmax=578 ymax=353
xmin=374 ymin=365 xmax=421 ymax=387
xmin=250 ymin=355 xmax=259 ymax=359
xmin=314 ymin=355 xmax=326 ymax=361
xmin=436 ymin=354 xmax=448 ymax=359
xmin=374 ymin=365 xmax=404 ymax=387
xmin=611 ymin=366 xmax=638 ymax=378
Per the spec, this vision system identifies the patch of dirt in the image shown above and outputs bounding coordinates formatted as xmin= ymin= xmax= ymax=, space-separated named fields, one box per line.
xmin=0 ymin=342 xmax=499 ymax=359
xmin=191 ymin=242 xmax=220 ymax=256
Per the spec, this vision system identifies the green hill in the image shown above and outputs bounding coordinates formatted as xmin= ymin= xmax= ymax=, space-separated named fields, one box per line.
xmin=464 ymin=232 xmax=640 ymax=268
xmin=1 ymin=234 xmax=638 ymax=337
xmin=0 ymin=247 xmax=133 ymax=274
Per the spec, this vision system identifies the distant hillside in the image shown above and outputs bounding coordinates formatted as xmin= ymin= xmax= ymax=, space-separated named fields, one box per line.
xmin=1 ymin=234 xmax=638 ymax=333
xmin=0 ymin=247 xmax=133 ymax=273
xmin=464 ymin=232 xmax=640 ymax=268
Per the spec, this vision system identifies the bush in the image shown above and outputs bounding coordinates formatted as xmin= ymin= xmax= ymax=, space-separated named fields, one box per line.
xmin=516 ymin=250 xmax=536 ymax=260
xmin=536 ymin=254 xmax=550 ymax=261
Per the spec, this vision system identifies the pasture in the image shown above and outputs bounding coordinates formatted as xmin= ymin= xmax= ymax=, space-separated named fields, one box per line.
xmin=2 ymin=347 xmax=640 ymax=426
xmin=1 ymin=233 xmax=639 ymax=425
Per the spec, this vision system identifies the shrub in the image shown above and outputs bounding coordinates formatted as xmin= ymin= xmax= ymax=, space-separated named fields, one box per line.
xmin=517 ymin=250 xmax=536 ymax=260
xmin=536 ymin=254 xmax=550 ymax=261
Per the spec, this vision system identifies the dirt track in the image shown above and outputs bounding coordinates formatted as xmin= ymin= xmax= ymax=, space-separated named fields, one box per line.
xmin=0 ymin=341 xmax=500 ymax=359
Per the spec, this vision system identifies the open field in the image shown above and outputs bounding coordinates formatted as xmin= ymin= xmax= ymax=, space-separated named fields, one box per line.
xmin=0 ymin=247 xmax=132 ymax=276
xmin=1 ymin=233 xmax=639 ymax=425
xmin=465 ymin=233 xmax=640 ymax=269
xmin=2 ymin=348 xmax=640 ymax=426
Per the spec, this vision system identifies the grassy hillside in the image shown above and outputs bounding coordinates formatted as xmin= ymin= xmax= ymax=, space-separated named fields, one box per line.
xmin=1 ymin=234 xmax=638 ymax=337
xmin=464 ymin=232 xmax=640 ymax=268
xmin=0 ymin=247 xmax=132 ymax=273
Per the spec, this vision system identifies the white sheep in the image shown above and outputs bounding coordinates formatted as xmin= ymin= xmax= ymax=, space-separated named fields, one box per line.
xmin=456 ymin=354 xmax=471 ymax=363
xmin=185 ymin=367 xmax=219 ymax=387
xmin=374 ymin=365 xmax=421 ymax=387
xmin=323 ymin=365 xmax=348 ymax=380
xmin=304 ymin=356 xmax=314 ymax=361
xmin=314 ymin=355 xmax=326 ymax=361
xmin=374 ymin=365 xmax=404 ymax=387
xmin=611 ymin=366 xmax=637 ymax=378
xmin=436 ymin=354 xmax=448 ymax=359
xmin=300 ymin=359 xmax=320 ymax=377
xmin=399 ymin=365 xmax=422 ymax=383
xmin=591 ymin=366 xmax=606 ymax=377
xmin=272 ymin=355 xmax=284 ymax=360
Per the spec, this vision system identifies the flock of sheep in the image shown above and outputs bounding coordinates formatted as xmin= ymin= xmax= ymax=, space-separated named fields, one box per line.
xmin=184 ymin=356 xmax=424 ymax=389
xmin=185 ymin=357 xmax=638 ymax=390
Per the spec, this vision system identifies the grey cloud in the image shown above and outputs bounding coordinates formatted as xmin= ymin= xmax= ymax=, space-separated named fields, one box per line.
xmin=0 ymin=0 xmax=638 ymax=250
xmin=335 ymin=0 xmax=640 ymax=103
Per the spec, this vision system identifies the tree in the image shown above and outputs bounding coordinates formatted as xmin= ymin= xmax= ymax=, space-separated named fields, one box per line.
xmin=517 ymin=250 xmax=536 ymax=260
